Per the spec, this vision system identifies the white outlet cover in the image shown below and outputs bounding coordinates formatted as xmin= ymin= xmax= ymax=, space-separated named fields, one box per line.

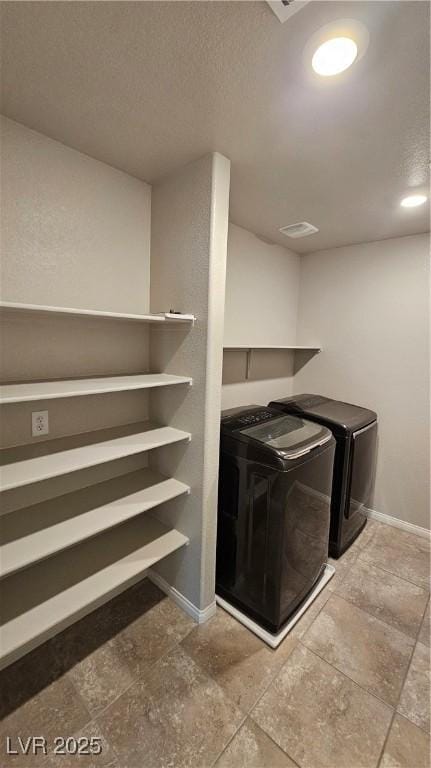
xmin=32 ymin=410 xmax=49 ymax=437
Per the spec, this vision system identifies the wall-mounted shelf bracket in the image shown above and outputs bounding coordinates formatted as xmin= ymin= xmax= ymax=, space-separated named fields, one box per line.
xmin=246 ymin=349 xmax=252 ymax=380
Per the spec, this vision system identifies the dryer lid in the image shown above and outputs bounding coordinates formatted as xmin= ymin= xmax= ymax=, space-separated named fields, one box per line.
xmin=239 ymin=414 xmax=332 ymax=459
xmin=270 ymin=395 xmax=377 ymax=434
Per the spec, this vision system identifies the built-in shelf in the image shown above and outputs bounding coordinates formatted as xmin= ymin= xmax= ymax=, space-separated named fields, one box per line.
xmin=0 ymin=373 xmax=192 ymax=404
xmin=224 ymin=345 xmax=321 ymax=351
xmin=0 ymin=468 xmax=190 ymax=579
xmin=223 ymin=345 xmax=321 ymax=379
xmin=0 ymin=301 xmax=195 ymax=324
xmin=0 ymin=515 xmax=189 ymax=669
xmin=0 ymin=422 xmax=191 ymax=492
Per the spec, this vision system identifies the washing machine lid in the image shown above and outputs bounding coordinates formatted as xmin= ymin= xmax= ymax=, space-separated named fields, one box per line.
xmin=238 ymin=413 xmax=332 ymax=460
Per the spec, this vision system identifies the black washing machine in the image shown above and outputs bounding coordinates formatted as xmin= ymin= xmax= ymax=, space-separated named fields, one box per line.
xmin=268 ymin=395 xmax=377 ymax=558
xmin=216 ymin=405 xmax=335 ymax=635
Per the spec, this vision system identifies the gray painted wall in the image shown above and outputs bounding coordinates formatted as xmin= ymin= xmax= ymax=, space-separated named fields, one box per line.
xmin=0 ymin=119 xmax=152 ymax=512
xmin=1 ymin=116 xmax=151 ymax=313
xmin=149 ymin=152 xmax=230 ymax=611
xmin=295 ymin=233 xmax=430 ymax=530
xmin=222 ymin=223 xmax=301 ymax=410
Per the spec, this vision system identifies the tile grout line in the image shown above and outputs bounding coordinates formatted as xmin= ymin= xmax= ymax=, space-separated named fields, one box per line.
xmin=224 ymin=552 xmax=368 ymax=768
xmin=362 ymin=520 xmax=430 ymax=768
xmin=66 ymin=620 xmax=198 ymax=762
xmin=356 ymin=551 xmax=430 ymax=591
xmin=304 ymin=568 xmax=431 ymax=757
xmin=328 ymin=529 xmax=431 ymax=762
xmin=99 ymin=524 xmax=428 ymax=766
xmin=298 ymin=640 xmax=397 ymax=713
xmin=175 ymin=636 xmax=251 ymax=768
xmin=328 ymin=589 xmax=424 ymax=646
xmin=288 ymin=533 xmax=428 ymax=760
xmin=375 ymin=599 xmax=430 ymax=768
xmin=208 ymin=712 xmax=250 ymax=768
xmin=16 ymin=518 xmax=428 ymax=768
xmin=337 ymin=555 xmax=430 ymax=598
xmin=210 ymin=523 xmax=369 ymax=768
xmin=298 ymin=597 xmax=427 ymax=716
xmin=356 ymin=517 xmax=430 ymax=590
xmin=386 ymin=709 xmax=431 ymax=738
xmin=246 ymin=723 xmax=303 ymax=768
xmin=204 ymin=604 xmax=332 ymax=768
xmin=215 ymin=553 xmax=364 ymax=768
xmin=228 ymin=590 xmax=335 ymax=768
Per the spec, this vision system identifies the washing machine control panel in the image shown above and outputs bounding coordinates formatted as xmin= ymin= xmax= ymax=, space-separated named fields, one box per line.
xmin=231 ymin=410 xmax=276 ymax=429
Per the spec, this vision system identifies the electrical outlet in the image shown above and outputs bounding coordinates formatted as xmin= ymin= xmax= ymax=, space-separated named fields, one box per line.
xmin=32 ymin=410 xmax=49 ymax=437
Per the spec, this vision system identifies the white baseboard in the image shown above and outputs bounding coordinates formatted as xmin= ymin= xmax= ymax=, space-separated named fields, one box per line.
xmin=147 ymin=570 xmax=216 ymax=624
xmin=147 ymin=509 xmax=430 ymax=627
xmin=366 ymin=507 xmax=430 ymax=541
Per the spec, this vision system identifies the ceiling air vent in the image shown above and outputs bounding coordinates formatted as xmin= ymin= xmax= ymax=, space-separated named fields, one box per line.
xmin=279 ymin=222 xmax=319 ymax=239
xmin=266 ymin=1 xmax=311 ymax=24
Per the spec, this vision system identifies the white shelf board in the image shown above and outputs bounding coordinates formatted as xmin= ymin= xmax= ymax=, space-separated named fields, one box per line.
xmin=0 ymin=373 xmax=192 ymax=404
xmin=224 ymin=345 xmax=321 ymax=351
xmin=162 ymin=312 xmax=195 ymax=323
xmin=0 ymin=515 xmax=189 ymax=669
xmin=0 ymin=469 xmax=190 ymax=578
xmin=0 ymin=422 xmax=191 ymax=492
xmin=0 ymin=301 xmax=195 ymax=324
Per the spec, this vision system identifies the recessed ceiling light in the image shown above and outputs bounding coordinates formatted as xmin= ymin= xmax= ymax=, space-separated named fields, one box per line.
xmin=312 ymin=37 xmax=358 ymax=76
xmin=400 ymin=194 xmax=428 ymax=208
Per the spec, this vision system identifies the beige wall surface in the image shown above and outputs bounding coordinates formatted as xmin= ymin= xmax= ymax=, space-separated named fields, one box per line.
xmin=0 ymin=116 xmax=151 ymax=313
xmin=149 ymin=152 xmax=230 ymax=611
xmin=222 ymin=223 xmax=301 ymax=410
xmin=295 ymin=233 xmax=430 ymax=530
xmin=0 ymin=117 xmax=152 ymax=515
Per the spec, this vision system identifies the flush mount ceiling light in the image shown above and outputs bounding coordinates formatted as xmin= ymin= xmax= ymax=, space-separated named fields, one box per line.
xmin=304 ymin=20 xmax=369 ymax=81
xmin=312 ymin=37 xmax=358 ymax=76
xmin=400 ymin=194 xmax=428 ymax=208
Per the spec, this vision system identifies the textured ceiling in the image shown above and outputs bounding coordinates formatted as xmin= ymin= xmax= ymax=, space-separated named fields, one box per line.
xmin=1 ymin=1 xmax=429 ymax=253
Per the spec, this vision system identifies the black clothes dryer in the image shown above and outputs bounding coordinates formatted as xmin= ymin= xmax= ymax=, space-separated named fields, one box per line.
xmin=268 ymin=395 xmax=377 ymax=558
xmin=216 ymin=405 xmax=335 ymax=635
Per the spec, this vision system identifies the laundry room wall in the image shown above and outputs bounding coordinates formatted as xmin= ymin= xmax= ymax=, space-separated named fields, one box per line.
xmin=0 ymin=116 xmax=153 ymax=507
xmin=0 ymin=116 xmax=151 ymax=313
xmin=222 ymin=223 xmax=301 ymax=410
xmin=149 ymin=152 xmax=231 ymax=613
xmin=295 ymin=233 xmax=430 ymax=532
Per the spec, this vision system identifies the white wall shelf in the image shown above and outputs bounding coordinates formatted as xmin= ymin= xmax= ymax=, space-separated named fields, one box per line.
xmin=223 ymin=345 xmax=321 ymax=379
xmin=0 ymin=514 xmax=189 ymax=669
xmin=0 ymin=469 xmax=190 ymax=578
xmin=224 ymin=345 xmax=321 ymax=351
xmin=0 ymin=373 xmax=192 ymax=404
xmin=0 ymin=468 xmax=190 ymax=579
xmin=0 ymin=301 xmax=195 ymax=324
xmin=0 ymin=422 xmax=191 ymax=492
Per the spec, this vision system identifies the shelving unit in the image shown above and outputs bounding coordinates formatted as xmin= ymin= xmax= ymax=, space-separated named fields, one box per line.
xmin=0 ymin=422 xmax=191 ymax=492
xmin=0 ymin=300 xmax=195 ymax=324
xmin=223 ymin=345 xmax=321 ymax=379
xmin=0 ymin=373 xmax=192 ymax=404
xmin=0 ymin=299 xmax=196 ymax=669
xmin=0 ymin=469 xmax=190 ymax=579
xmin=0 ymin=515 xmax=189 ymax=669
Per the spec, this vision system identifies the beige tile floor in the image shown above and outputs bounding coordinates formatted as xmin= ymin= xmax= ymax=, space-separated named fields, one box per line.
xmin=0 ymin=520 xmax=429 ymax=768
